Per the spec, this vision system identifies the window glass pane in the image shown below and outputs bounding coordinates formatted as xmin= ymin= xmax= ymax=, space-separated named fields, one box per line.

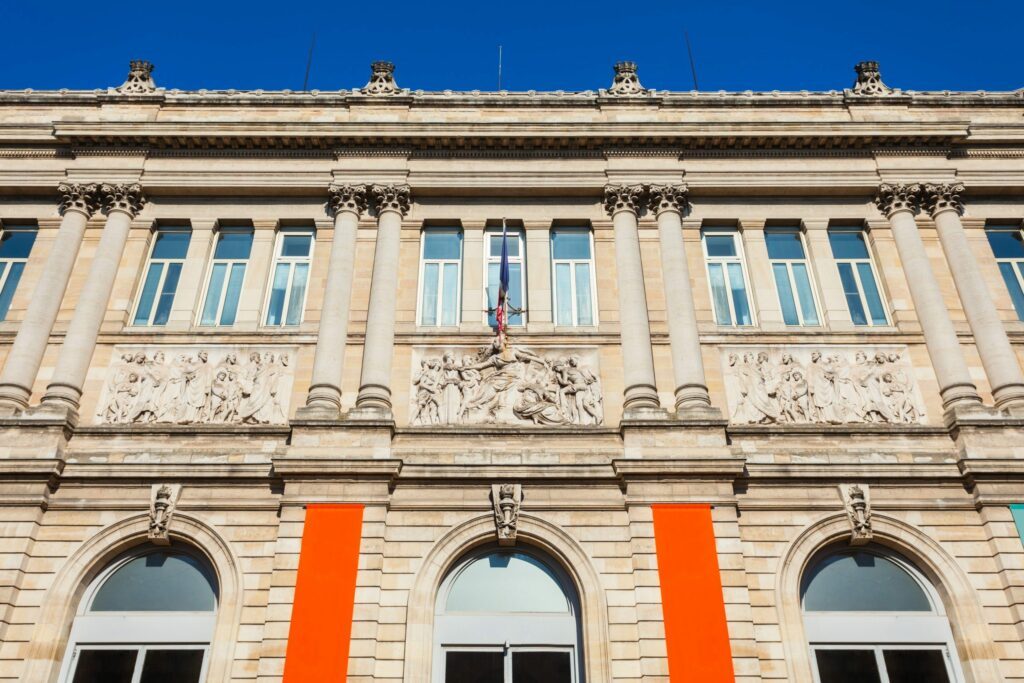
xmin=998 ymin=262 xmax=1024 ymax=320
xmin=421 ymin=262 xmax=439 ymax=325
xmin=708 ymin=263 xmax=732 ymax=325
xmin=986 ymin=230 xmax=1024 ymax=259
xmin=266 ymin=263 xmax=289 ymax=326
xmin=133 ymin=263 xmax=164 ymax=325
xmin=0 ymin=230 xmax=37 ymax=259
xmin=220 ymin=264 xmax=246 ymax=326
xmin=200 ymin=263 xmax=227 ymax=326
xmin=490 ymin=232 xmax=521 ymax=258
xmin=0 ymin=262 xmax=19 ymax=321
xmin=773 ymin=263 xmax=800 ymax=326
xmin=814 ymin=650 xmax=882 ymax=683
xmin=423 ymin=230 xmax=462 ymax=260
xmin=828 ymin=230 xmax=871 ymax=259
xmin=882 ymin=649 xmax=951 ymax=683
xmin=857 ymin=262 xmax=888 ymax=325
xmin=441 ymin=262 xmax=459 ymax=326
xmin=286 ymin=263 xmax=309 ymax=326
xmin=280 ymin=233 xmax=312 ymax=257
xmin=727 ymin=262 xmax=751 ymax=325
xmin=792 ymin=263 xmax=819 ymax=325
xmin=446 ymin=551 xmax=570 ymax=613
xmin=139 ymin=649 xmax=206 ymax=683
xmin=574 ymin=262 xmax=593 ymax=325
xmin=213 ymin=231 xmax=253 ymax=259
xmin=765 ymin=229 xmax=806 ymax=259
xmin=551 ymin=230 xmax=591 ymax=259
xmin=71 ymin=649 xmax=138 ymax=683
xmin=91 ymin=551 xmax=216 ymax=612
xmin=513 ymin=651 xmax=572 ymax=683
xmin=554 ymin=263 xmax=572 ymax=325
xmin=445 ymin=651 xmax=503 ymax=683
xmin=151 ymin=231 xmax=191 ymax=260
xmin=704 ymin=234 xmax=737 ymax=257
xmin=837 ymin=263 xmax=867 ymax=326
xmin=153 ymin=263 xmax=181 ymax=326
xmin=802 ymin=551 xmax=931 ymax=612
xmin=508 ymin=262 xmax=523 ymax=326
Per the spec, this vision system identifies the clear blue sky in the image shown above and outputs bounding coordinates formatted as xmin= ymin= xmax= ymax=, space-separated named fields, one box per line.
xmin=2 ymin=0 xmax=1022 ymax=93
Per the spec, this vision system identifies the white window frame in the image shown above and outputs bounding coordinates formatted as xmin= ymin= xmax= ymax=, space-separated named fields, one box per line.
xmin=196 ymin=228 xmax=252 ymax=327
xmin=550 ymin=228 xmax=598 ymax=327
xmin=986 ymin=225 xmax=1024 ymax=320
xmin=701 ymin=228 xmax=756 ymax=327
xmin=417 ymin=228 xmax=463 ymax=327
xmin=130 ymin=228 xmax=190 ymax=327
xmin=483 ymin=227 xmax=527 ymax=327
xmin=262 ymin=228 xmax=315 ymax=327
xmin=766 ymin=227 xmax=822 ymax=327
xmin=0 ymin=224 xmax=36 ymax=321
xmin=829 ymin=228 xmax=890 ymax=327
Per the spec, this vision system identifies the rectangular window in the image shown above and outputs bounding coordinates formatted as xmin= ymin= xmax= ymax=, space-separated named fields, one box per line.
xmin=419 ymin=228 xmax=462 ymax=326
xmin=485 ymin=228 xmax=525 ymax=327
xmin=828 ymin=229 xmax=888 ymax=326
xmin=985 ymin=225 xmax=1024 ymax=321
xmin=132 ymin=229 xmax=190 ymax=326
xmin=0 ymin=224 xmax=37 ymax=321
xmin=702 ymin=229 xmax=753 ymax=326
xmin=766 ymin=228 xmax=820 ymax=326
xmin=265 ymin=229 xmax=314 ymax=326
xmin=199 ymin=229 xmax=252 ymax=326
xmin=551 ymin=228 xmax=596 ymax=326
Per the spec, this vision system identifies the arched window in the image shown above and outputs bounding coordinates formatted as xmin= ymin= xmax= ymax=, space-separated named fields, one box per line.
xmin=434 ymin=546 xmax=583 ymax=682
xmin=58 ymin=546 xmax=218 ymax=683
xmin=801 ymin=546 xmax=965 ymax=683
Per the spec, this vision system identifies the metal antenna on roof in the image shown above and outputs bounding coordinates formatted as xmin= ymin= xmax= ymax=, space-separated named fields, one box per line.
xmin=302 ymin=32 xmax=317 ymax=91
xmin=498 ymin=45 xmax=503 ymax=90
xmin=685 ymin=31 xmax=700 ymax=91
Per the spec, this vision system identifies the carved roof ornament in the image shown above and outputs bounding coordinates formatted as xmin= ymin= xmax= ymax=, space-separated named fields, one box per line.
xmin=57 ymin=182 xmax=100 ymax=217
xmin=327 ymin=184 xmax=369 ymax=216
xmin=923 ymin=182 xmax=966 ymax=217
xmin=117 ymin=60 xmax=158 ymax=94
xmin=851 ymin=61 xmax=893 ymax=96
xmin=608 ymin=61 xmax=646 ymax=96
xmin=839 ymin=483 xmax=872 ymax=546
xmin=148 ymin=483 xmax=181 ymax=546
xmin=362 ymin=61 xmax=400 ymax=95
xmin=874 ymin=183 xmax=922 ymax=218
xmin=491 ymin=483 xmax=523 ymax=546
xmin=603 ymin=184 xmax=646 ymax=216
xmin=648 ymin=184 xmax=690 ymax=216
xmin=99 ymin=183 xmax=147 ymax=218
xmin=370 ymin=184 xmax=411 ymax=216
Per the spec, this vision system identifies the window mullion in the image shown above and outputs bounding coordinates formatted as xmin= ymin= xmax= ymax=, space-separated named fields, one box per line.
xmin=150 ymin=261 xmax=170 ymax=325
xmin=130 ymin=646 xmax=145 ymax=683
xmin=283 ymin=261 xmax=296 ymax=324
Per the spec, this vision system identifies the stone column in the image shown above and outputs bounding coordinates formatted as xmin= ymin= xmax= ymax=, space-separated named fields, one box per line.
xmin=648 ymin=185 xmax=713 ymax=414
xmin=301 ymin=185 xmax=368 ymax=417
xmin=0 ymin=184 xmax=99 ymax=411
xmin=604 ymin=185 xmax=660 ymax=415
xmin=875 ymin=183 xmax=982 ymax=413
xmin=924 ymin=183 xmax=1024 ymax=413
xmin=353 ymin=184 xmax=410 ymax=416
xmin=40 ymin=184 xmax=146 ymax=414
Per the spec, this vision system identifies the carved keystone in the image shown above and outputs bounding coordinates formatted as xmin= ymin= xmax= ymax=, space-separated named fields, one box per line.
xmin=491 ymin=484 xmax=523 ymax=546
xmin=839 ymin=483 xmax=872 ymax=546
xmin=148 ymin=483 xmax=182 ymax=545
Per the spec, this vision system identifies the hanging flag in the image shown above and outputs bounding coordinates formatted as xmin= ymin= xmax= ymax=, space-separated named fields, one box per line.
xmin=496 ymin=219 xmax=510 ymax=336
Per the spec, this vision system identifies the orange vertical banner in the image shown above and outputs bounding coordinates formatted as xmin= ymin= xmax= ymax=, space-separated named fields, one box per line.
xmin=283 ymin=504 xmax=364 ymax=683
xmin=652 ymin=504 xmax=734 ymax=682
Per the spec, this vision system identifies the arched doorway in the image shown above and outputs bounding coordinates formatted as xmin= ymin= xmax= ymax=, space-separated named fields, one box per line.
xmin=433 ymin=545 xmax=583 ymax=682
xmin=801 ymin=545 xmax=966 ymax=682
xmin=56 ymin=545 xmax=218 ymax=683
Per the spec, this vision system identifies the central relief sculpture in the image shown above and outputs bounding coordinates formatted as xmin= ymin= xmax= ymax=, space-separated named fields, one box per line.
xmin=410 ymin=338 xmax=604 ymax=427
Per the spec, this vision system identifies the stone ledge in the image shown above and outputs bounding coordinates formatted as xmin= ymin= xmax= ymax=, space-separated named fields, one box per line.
xmin=727 ymin=423 xmax=948 ymax=437
xmin=271 ymin=457 xmax=402 ymax=480
xmin=75 ymin=424 xmax=292 ymax=437
xmin=613 ymin=457 xmax=746 ymax=480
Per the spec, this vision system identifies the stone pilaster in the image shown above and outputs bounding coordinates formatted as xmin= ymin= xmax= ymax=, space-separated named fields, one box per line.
xmin=802 ymin=219 xmax=855 ymax=329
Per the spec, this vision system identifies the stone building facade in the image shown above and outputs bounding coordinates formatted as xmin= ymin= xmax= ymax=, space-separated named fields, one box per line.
xmin=1 ymin=59 xmax=1024 ymax=682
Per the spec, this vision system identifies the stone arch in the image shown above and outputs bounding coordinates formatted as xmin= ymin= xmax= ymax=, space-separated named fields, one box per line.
xmin=776 ymin=512 xmax=1002 ymax=683
xmin=20 ymin=512 xmax=243 ymax=683
xmin=403 ymin=512 xmax=612 ymax=683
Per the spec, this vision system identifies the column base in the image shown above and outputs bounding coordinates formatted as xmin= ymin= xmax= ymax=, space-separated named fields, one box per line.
xmin=0 ymin=383 xmax=31 ymax=415
xmin=622 ymin=384 xmax=662 ymax=417
xmin=992 ymin=383 xmax=1024 ymax=417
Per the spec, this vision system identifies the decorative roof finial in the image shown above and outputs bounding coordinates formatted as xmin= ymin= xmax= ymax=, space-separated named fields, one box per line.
xmin=363 ymin=61 xmax=400 ymax=95
xmin=117 ymin=60 xmax=157 ymax=94
xmin=608 ymin=61 xmax=645 ymax=96
xmin=852 ymin=61 xmax=892 ymax=96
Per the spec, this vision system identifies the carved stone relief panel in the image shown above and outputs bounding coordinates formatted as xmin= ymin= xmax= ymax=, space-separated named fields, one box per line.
xmin=96 ymin=346 xmax=296 ymax=425
xmin=721 ymin=346 xmax=925 ymax=425
xmin=409 ymin=340 xmax=603 ymax=427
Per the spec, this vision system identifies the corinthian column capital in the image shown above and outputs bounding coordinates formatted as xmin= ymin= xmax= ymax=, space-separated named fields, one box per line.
xmin=603 ymin=184 xmax=645 ymax=217
xmin=99 ymin=183 xmax=146 ymax=218
xmin=874 ymin=183 xmax=921 ymax=218
xmin=57 ymin=182 xmax=100 ymax=217
xmin=370 ymin=184 xmax=411 ymax=216
xmin=923 ymin=182 xmax=965 ymax=217
xmin=328 ymin=184 xmax=369 ymax=216
xmin=647 ymin=184 xmax=690 ymax=216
